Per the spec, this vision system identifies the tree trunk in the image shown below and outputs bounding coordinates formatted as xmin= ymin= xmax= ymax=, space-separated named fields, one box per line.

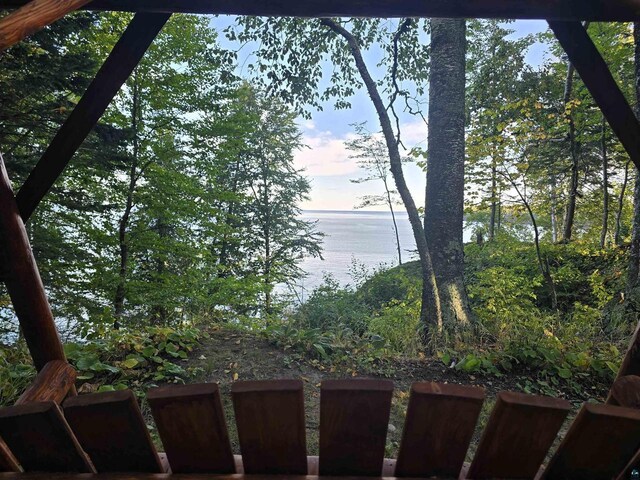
xmin=615 ymin=159 xmax=630 ymax=246
xmin=503 ymin=171 xmax=558 ymax=310
xmin=628 ymin=22 xmax=640 ymax=291
xmin=600 ymin=115 xmax=609 ymax=249
xmin=562 ymin=50 xmax=579 ymax=243
xmin=424 ymin=17 xmax=472 ymax=327
xmin=114 ymin=70 xmax=140 ymax=327
xmin=383 ymin=177 xmax=402 ymax=265
xmin=320 ymin=18 xmax=443 ymax=333
xmin=489 ymin=156 xmax=497 ymax=242
xmin=550 ymin=172 xmax=559 ymax=243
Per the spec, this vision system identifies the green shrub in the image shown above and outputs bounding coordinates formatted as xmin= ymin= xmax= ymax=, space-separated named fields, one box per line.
xmin=368 ymin=300 xmax=422 ymax=356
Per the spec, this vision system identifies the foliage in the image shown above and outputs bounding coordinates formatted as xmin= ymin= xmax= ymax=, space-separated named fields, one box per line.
xmin=64 ymin=326 xmax=207 ymax=394
xmin=0 ymin=344 xmax=36 ymax=406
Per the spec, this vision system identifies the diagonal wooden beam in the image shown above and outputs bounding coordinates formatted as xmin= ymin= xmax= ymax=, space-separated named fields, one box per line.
xmin=15 ymin=12 xmax=170 ymax=222
xmin=0 ymin=153 xmax=66 ymax=371
xmin=0 ymin=0 xmax=92 ymax=52
xmin=548 ymin=20 xmax=640 ymax=171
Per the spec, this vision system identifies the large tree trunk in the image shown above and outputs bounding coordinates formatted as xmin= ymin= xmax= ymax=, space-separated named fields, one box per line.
xmin=628 ymin=22 xmax=640 ymax=292
xmin=320 ymin=18 xmax=443 ymax=333
xmin=424 ymin=18 xmax=472 ymax=327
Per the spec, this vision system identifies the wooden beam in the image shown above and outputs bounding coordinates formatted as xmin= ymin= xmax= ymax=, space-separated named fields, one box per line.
xmin=548 ymin=21 xmax=640 ymax=171
xmin=0 ymin=0 xmax=92 ymax=52
xmin=2 ymin=0 xmax=640 ymax=20
xmin=0 ymin=153 xmax=66 ymax=371
xmin=15 ymin=12 xmax=170 ymax=221
xmin=15 ymin=360 xmax=76 ymax=405
xmin=0 ymin=474 xmax=432 ymax=479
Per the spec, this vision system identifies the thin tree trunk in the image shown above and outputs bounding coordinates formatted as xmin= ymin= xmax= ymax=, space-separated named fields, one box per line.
xmin=562 ymin=21 xmax=590 ymax=243
xmin=600 ymin=115 xmax=609 ymax=249
xmin=502 ymin=171 xmax=558 ymax=310
xmin=562 ymin=47 xmax=579 ymax=243
xmin=489 ymin=156 xmax=497 ymax=241
xmin=383 ymin=177 xmax=402 ymax=265
xmin=615 ymin=159 xmax=630 ymax=246
xmin=320 ymin=18 xmax=443 ymax=333
xmin=114 ymin=70 xmax=140 ymax=327
xmin=425 ymin=17 xmax=473 ymax=327
xmin=550 ymin=172 xmax=559 ymax=243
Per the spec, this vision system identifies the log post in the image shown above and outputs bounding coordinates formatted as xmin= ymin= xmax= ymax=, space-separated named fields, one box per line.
xmin=0 ymin=153 xmax=66 ymax=371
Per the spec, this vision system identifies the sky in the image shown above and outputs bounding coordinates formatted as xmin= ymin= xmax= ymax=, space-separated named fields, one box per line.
xmin=210 ymin=17 xmax=551 ymax=211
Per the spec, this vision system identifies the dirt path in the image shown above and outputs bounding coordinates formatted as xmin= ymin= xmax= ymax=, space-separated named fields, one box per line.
xmin=187 ymin=326 xmax=609 ymax=459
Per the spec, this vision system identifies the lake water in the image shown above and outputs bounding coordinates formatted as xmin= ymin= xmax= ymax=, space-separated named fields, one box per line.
xmin=285 ymin=210 xmax=473 ymax=301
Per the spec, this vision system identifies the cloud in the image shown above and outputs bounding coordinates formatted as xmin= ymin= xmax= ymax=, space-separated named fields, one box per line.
xmin=295 ymin=131 xmax=358 ymax=177
xmin=294 ymin=119 xmax=427 ymax=178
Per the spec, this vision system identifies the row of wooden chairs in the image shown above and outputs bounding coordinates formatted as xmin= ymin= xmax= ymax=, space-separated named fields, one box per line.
xmin=0 ymin=370 xmax=639 ymax=479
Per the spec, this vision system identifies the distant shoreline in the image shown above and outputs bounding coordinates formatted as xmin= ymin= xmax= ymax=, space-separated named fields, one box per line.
xmin=302 ymin=209 xmax=406 ymax=215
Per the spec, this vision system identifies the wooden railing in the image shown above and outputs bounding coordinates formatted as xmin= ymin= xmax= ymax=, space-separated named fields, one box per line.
xmin=1 ymin=370 xmax=640 ymax=478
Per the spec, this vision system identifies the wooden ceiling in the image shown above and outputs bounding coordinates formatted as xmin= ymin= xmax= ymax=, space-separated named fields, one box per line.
xmin=1 ymin=0 xmax=640 ymax=20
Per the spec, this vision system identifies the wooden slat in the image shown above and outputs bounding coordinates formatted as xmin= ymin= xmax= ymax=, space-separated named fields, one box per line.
xmin=2 ymin=0 xmax=640 ymax=20
xmin=147 ymin=383 xmax=235 ymax=474
xmin=0 ymin=401 xmax=94 ymax=472
xmin=15 ymin=12 xmax=169 ymax=222
xmin=231 ymin=380 xmax=307 ymax=475
xmin=16 ymin=360 xmax=76 ymax=405
xmin=0 ymin=473 xmax=460 ymax=479
xmin=0 ymin=154 xmax=66 ymax=371
xmin=0 ymin=442 xmax=19 ymax=474
xmin=466 ymin=391 xmax=570 ymax=479
xmin=609 ymin=375 xmax=640 ymax=408
xmin=0 ymin=0 xmax=92 ymax=51
xmin=548 ymin=21 xmax=640 ymax=172
xmin=543 ymin=403 xmax=640 ymax=480
xmin=395 ymin=382 xmax=485 ymax=478
xmin=63 ymin=390 xmax=164 ymax=473
xmin=319 ymin=379 xmax=393 ymax=476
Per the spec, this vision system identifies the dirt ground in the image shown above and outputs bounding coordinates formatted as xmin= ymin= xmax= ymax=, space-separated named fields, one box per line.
xmin=181 ymin=326 xmax=609 ymax=461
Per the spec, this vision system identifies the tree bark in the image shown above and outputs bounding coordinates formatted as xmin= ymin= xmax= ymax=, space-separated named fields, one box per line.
xmin=562 ymin=48 xmax=579 ymax=243
xmin=320 ymin=18 xmax=443 ymax=333
xmin=114 ymin=70 xmax=140 ymax=326
xmin=615 ymin=159 xmax=630 ymax=246
xmin=600 ymin=115 xmax=609 ymax=249
xmin=489 ymin=155 xmax=497 ymax=241
xmin=424 ymin=17 xmax=472 ymax=327
xmin=561 ymin=21 xmax=590 ymax=243
xmin=628 ymin=22 xmax=640 ymax=291
xmin=550 ymin=173 xmax=559 ymax=243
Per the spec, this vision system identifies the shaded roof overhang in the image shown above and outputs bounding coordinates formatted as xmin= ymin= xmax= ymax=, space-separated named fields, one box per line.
xmin=1 ymin=0 xmax=640 ymax=21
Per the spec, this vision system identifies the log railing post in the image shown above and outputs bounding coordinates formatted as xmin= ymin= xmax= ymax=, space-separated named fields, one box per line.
xmin=0 ymin=153 xmax=66 ymax=371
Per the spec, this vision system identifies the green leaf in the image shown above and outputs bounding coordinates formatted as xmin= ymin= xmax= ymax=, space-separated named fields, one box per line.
xmin=557 ymin=368 xmax=572 ymax=379
xmin=121 ymin=358 xmax=139 ymax=369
